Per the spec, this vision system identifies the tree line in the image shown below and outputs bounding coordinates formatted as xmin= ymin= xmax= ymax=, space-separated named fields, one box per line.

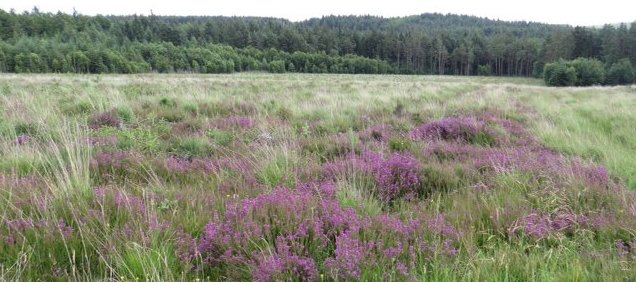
xmin=0 ymin=8 xmax=635 ymax=81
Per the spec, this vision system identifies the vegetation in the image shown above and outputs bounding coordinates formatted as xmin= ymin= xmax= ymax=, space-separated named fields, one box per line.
xmin=606 ymin=58 xmax=635 ymax=85
xmin=0 ymin=8 xmax=635 ymax=82
xmin=1 ymin=74 xmax=636 ymax=280
xmin=544 ymin=58 xmax=608 ymax=86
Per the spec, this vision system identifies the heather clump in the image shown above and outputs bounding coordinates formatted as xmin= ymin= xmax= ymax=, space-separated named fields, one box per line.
xmin=410 ymin=114 xmax=636 ymax=256
xmin=616 ymin=239 xmax=636 ymax=260
xmin=90 ymin=151 xmax=145 ymax=183
xmin=359 ymin=124 xmax=393 ymax=143
xmin=89 ymin=110 xmax=121 ymax=129
xmin=171 ymin=119 xmax=205 ymax=136
xmin=370 ymin=152 xmax=422 ymax=202
xmin=195 ymin=187 xmax=359 ymax=278
xmin=324 ymin=231 xmax=375 ymax=280
xmin=3 ymin=218 xmax=74 ymax=243
xmin=251 ymin=237 xmax=319 ymax=282
xmin=194 ymin=185 xmax=460 ymax=280
xmin=15 ymin=134 xmax=30 ymax=145
xmin=0 ymin=174 xmax=48 ymax=212
xmin=508 ymin=210 xmax=592 ymax=240
xmin=410 ymin=117 xmax=490 ymax=144
xmin=0 ymin=214 xmax=80 ymax=280
xmin=324 ymin=151 xmax=423 ymax=203
xmin=214 ymin=116 xmax=256 ymax=130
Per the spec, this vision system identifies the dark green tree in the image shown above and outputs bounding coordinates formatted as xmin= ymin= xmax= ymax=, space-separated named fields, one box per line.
xmin=606 ymin=58 xmax=634 ymax=85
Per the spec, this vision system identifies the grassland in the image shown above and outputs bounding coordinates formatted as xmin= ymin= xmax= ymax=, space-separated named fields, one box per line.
xmin=0 ymin=73 xmax=635 ymax=281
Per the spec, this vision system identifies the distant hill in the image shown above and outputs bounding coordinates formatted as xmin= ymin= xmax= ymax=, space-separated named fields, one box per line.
xmin=300 ymin=13 xmax=570 ymax=37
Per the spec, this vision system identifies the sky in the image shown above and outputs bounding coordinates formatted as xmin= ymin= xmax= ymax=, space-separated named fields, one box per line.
xmin=0 ymin=0 xmax=635 ymax=26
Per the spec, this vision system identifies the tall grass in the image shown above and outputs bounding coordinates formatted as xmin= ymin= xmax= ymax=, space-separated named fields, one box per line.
xmin=0 ymin=73 xmax=635 ymax=281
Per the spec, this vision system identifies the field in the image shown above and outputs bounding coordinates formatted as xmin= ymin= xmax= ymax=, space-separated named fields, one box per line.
xmin=1 ymin=73 xmax=636 ymax=281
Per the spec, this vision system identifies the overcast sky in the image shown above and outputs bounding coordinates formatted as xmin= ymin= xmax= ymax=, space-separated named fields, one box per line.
xmin=1 ymin=0 xmax=634 ymax=26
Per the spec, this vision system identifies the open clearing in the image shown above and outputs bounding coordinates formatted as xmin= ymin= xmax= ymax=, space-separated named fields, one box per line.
xmin=1 ymin=74 xmax=636 ymax=280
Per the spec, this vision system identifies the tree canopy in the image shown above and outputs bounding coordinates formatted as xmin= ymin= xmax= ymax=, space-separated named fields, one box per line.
xmin=0 ymin=8 xmax=634 ymax=82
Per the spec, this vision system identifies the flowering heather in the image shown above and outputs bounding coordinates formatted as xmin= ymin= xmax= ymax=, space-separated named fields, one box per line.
xmin=296 ymin=181 xmax=338 ymax=199
xmin=252 ymin=237 xmax=319 ymax=282
xmin=93 ymin=186 xmax=148 ymax=214
xmin=6 ymin=76 xmax=636 ymax=280
xmin=89 ymin=110 xmax=121 ymax=129
xmin=215 ymin=116 xmax=255 ymax=130
xmin=114 ymin=192 xmax=147 ymax=213
xmin=372 ymin=153 xmax=422 ymax=202
xmin=616 ymin=239 xmax=636 ymax=260
xmin=165 ymin=156 xmax=194 ymax=174
xmin=508 ymin=211 xmax=590 ymax=239
xmin=324 ymin=151 xmax=422 ymax=203
xmin=162 ymin=156 xmax=261 ymax=195
xmin=359 ymin=124 xmax=393 ymax=143
xmin=0 ymin=174 xmax=43 ymax=189
xmin=90 ymin=152 xmax=148 ymax=182
xmin=324 ymin=231 xmax=374 ymax=280
xmin=323 ymin=153 xmax=374 ymax=180
xmin=171 ymin=120 xmax=204 ymax=136
xmin=427 ymin=214 xmax=462 ymax=240
xmin=15 ymin=134 xmax=30 ymax=145
xmin=424 ymin=141 xmax=480 ymax=161
xmin=473 ymin=147 xmax=563 ymax=173
xmin=193 ymin=185 xmax=460 ymax=279
xmin=410 ymin=117 xmax=486 ymax=143
xmin=4 ymin=218 xmax=74 ymax=241
xmin=571 ymin=162 xmax=611 ymax=187
xmin=90 ymin=151 xmax=139 ymax=170
xmin=196 ymin=189 xmax=338 ymax=276
xmin=410 ymin=114 xmax=616 ymax=191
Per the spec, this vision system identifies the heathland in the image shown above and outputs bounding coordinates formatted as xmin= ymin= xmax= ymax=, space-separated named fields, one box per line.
xmin=1 ymin=74 xmax=636 ymax=280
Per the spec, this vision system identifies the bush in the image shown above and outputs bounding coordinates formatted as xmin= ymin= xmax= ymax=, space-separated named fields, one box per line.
xmin=544 ymin=58 xmax=606 ymax=87
xmin=477 ymin=64 xmax=492 ymax=76
xmin=269 ymin=60 xmax=286 ymax=73
xmin=606 ymin=59 xmax=635 ymax=85
xmin=569 ymin=58 xmax=605 ymax=86
xmin=544 ymin=60 xmax=577 ymax=87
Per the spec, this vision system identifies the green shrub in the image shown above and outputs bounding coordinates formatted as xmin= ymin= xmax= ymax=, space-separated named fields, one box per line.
xmin=269 ymin=60 xmax=286 ymax=73
xmin=569 ymin=58 xmax=605 ymax=86
xmin=544 ymin=58 xmax=606 ymax=87
xmin=207 ymin=129 xmax=234 ymax=146
xmin=159 ymin=97 xmax=178 ymax=108
xmin=606 ymin=59 xmax=635 ymax=85
xmin=388 ymin=138 xmax=412 ymax=152
xmin=116 ymin=107 xmax=135 ymax=123
xmin=477 ymin=64 xmax=492 ymax=76
xmin=14 ymin=122 xmax=41 ymax=136
xmin=169 ymin=138 xmax=214 ymax=158
xmin=544 ymin=60 xmax=577 ymax=87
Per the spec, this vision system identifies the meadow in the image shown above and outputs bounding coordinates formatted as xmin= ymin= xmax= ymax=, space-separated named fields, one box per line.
xmin=1 ymin=73 xmax=635 ymax=281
